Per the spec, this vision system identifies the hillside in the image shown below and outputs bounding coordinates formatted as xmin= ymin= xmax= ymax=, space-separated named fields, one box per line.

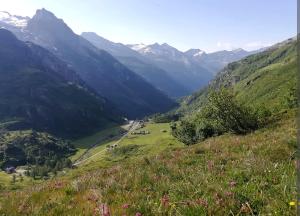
xmin=0 ymin=110 xmax=296 ymax=215
xmin=177 ymin=37 xmax=297 ymax=114
xmin=0 ymin=130 xmax=75 ymax=169
xmin=0 ymin=29 xmax=120 ymax=137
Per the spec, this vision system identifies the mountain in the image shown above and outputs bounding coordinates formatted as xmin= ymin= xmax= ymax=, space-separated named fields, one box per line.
xmin=0 ymin=9 xmax=176 ymax=118
xmin=185 ymin=48 xmax=264 ymax=75
xmin=0 ymin=29 xmax=121 ymax=137
xmin=81 ymin=32 xmax=189 ymax=98
xmin=128 ymin=43 xmax=214 ymax=93
xmin=184 ymin=49 xmax=206 ymax=58
xmin=177 ymin=37 xmax=297 ymax=114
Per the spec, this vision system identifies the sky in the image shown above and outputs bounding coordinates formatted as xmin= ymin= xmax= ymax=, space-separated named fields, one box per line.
xmin=0 ymin=0 xmax=296 ymax=52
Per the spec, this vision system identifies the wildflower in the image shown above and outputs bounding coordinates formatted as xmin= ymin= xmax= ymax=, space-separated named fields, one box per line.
xmin=240 ymin=203 xmax=250 ymax=213
xmin=229 ymin=181 xmax=237 ymax=187
xmin=161 ymin=194 xmax=170 ymax=207
xmin=122 ymin=203 xmax=130 ymax=209
xmin=214 ymin=194 xmax=224 ymax=206
xmin=289 ymin=201 xmax=296 ymax=206
xmin=195 ymin=198 xmax=208 ymax=208
xmin=224 ymin=191 xmax=234 ymax=197
xmin=100 ymin=203 xmax=111 ymax=216
xmin=135 ymin=212 xmax=142 ymax=216
xmin=207 ymin=160 xmax=214 ymax=171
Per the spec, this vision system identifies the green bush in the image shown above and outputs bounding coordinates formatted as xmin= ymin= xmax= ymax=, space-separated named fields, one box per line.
xmin=285 ymin=85 xmax=298 ymax=109
xmin=172 ymin=88 xmax=265 ymax=145
xmin=152 ymin=113 xmax=181 ymax=123
xmin=204 ymin=88 xmax=259 ymax=134
xmin=171 ymin=121 xmax=198 ymax=145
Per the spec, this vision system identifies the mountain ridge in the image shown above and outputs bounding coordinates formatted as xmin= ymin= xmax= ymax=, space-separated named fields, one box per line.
xmin=1 ymin=8 xmax=177 ymax=118
xmin=81 ymin=32 xmax=190 ymax=98
xmin=0 ymin=28 xmax=122 ymax=137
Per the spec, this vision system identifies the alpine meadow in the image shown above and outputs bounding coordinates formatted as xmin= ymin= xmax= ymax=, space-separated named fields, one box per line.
xmin=0 ymin=1 xmax=297 ymax=215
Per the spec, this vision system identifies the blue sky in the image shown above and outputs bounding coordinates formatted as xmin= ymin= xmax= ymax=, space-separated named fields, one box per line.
xmin=1 ymin=0 xmax=296 ymax=52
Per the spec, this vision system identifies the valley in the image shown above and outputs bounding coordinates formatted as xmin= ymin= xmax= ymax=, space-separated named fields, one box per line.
xmin=0 ymin=4 xmax=297 ymax=216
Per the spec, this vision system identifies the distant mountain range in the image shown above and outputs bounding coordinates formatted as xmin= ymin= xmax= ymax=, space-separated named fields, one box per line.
xmin=0 ymin=9 xmax=176 ymax=119
xmin=0 ymin=29 xmax=121 ymax=137
xmin=81 ymin=32 xmax=189 ymax=98
xmin=127 ymin=43 xmax=213 ymax=93
xmin=185 ymin=47 xmax=266 ymax=74
xmin=0 ymin=9 xmax=265 ymax=99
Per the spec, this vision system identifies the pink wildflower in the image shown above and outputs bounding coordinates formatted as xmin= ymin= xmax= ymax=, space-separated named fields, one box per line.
xmin=161 ymin=194 xmax=170 ymax=207
xmin=229 ymin=181 xmax=237 ymax=187
xmin=100 ymin=203 xmax=111 ymax=216
xmin=207 ymin=160 xmax=214 ymax=171
xmin=195 ymin=198 xmax=208 ymax=208
xmin=122 ymin=203 xmax=130 ymax=209
xmin=224 ymin=191 xmax=234 ymax=197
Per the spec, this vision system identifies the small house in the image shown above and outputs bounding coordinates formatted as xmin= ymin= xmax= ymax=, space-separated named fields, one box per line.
xmin=5 ymin=166 xmax=16 ymax=174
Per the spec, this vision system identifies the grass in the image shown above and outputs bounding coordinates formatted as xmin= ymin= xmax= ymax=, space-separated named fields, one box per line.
xmin=0 ymin=111 xmax=296 ymax=215
xmin=70 ymin=125 xmax=125 ymax=162
xmin=0 ymin=170 xmax=40 ymax=191
xmin=235 ymin=54 xmax=296 ymax=111
xmin=70 ymin=122 xmax=184 ymax=173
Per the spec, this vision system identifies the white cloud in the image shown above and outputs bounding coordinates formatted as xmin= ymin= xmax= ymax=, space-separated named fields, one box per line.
xmin=0 ymin=1 xmax=33 ymax=16
xmin=216 ymin=42 xmax=237 ymax=51
xmin=243 ymin=41 xmax=272 ymax=51
xmin=215 ymin=41 xmax=272 ymax=52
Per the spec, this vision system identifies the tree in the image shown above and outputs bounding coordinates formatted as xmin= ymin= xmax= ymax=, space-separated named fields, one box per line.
xmin=171 ymin=121 xmax=198 ymax=145
xmin=204 ymin=88 xmax=259 ymax=134
xmin=172 ymin=88 xmax=262 ymax=145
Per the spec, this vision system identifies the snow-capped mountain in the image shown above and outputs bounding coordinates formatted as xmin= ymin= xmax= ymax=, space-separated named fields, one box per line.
xmin=129 ymin=43 xmax=148 ymax=52
xmin=184 ymin=49 xmax=206 ymax=57
xmin=128 ymin=43 xmax=185 ymax=61
xmin=82 ymin=32 xmax=190 ymax=98
xmin=127 ymin=43 xmax=213 ymax=92
xmin=187 ymin=48 xmax=263 ymax=74
xmin=0 ymin=11 xmax=29 ymax=28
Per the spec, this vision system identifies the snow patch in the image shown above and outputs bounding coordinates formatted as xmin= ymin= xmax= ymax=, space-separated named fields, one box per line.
xmin=0 ymin=11 xmax=29 ymax=28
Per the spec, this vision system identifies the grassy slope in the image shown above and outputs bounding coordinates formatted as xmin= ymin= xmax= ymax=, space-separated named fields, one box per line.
xmin=70 ymin=123 xmax=184 ymax=173
xmin=177 ymin=39 xmax=296 ymax=114
xmin=0 ymin=169 xmax=44 ymax=191
xmin=70 ymin=124 xmax=124 ymax=162
xmin=0 ymin=111 xmax=296 ymax=215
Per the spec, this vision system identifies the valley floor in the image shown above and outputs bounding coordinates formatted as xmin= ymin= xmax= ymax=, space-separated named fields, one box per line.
xmin=0 ymin=111 xmax=297 ymax=215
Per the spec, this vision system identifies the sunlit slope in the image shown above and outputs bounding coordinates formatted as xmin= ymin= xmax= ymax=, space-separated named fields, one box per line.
xmin=178 ymin=38 xmax=296 ymax=114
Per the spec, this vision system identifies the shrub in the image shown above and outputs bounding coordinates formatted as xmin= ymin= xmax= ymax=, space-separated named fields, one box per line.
xmin=152 ymin=113 xmax=181 ymax=123
xmin=171 ymin=121 xmax=198 ymax=145
xmin=204 ymin=88 xmax=259 ymax=134
xmin=285 ymin=85 xmax=298 ymax=109
xmin=172 ymin=88 xmax=265 ymax=145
